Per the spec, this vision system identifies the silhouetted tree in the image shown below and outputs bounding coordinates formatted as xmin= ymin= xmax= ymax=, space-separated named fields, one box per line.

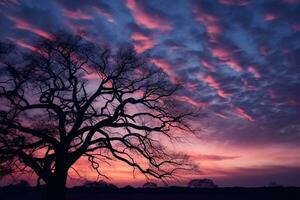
xmin=188 ymin=178 xmax=218 ymax=188
xmin=15 ymin=179 xmax=30 ymax=187
xmin=0 ymin=32 xmax=197 ymax=200
xmin=82 ymin=180 xmax=117 ymax=189
xmin=142 ymin=182 xmax=158 ymax=188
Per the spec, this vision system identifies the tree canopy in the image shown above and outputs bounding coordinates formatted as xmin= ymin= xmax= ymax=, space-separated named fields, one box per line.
xmin=0 ymin=32 xmax=197 ymax=200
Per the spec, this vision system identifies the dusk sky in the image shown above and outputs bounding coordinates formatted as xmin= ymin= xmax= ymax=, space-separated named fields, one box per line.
xmin=0 ymin=0 xmax=300 ymax=187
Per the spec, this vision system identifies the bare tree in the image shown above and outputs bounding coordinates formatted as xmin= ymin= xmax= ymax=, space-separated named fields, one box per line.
xmin=0 ymin=32 xmax=197 ymax=200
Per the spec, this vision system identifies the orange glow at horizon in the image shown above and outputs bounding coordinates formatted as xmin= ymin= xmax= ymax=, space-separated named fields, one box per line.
xmin=1 ymin=134 xmax=300 ymax=187
xmin=66 ymin=136 xmax=300 ymax=187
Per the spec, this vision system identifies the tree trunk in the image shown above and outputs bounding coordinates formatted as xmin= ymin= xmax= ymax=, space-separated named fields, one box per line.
xmin=46 ymin=170 xmax=68 ymax=200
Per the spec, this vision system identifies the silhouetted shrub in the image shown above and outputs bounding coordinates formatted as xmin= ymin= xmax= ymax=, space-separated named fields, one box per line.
xmin=82 ymin=180 xmax=117 ymax=189
xmin=188 ymin=179 xmax=218 ymax=188
xmin=142 ymin=182 xmax=158 ymax=188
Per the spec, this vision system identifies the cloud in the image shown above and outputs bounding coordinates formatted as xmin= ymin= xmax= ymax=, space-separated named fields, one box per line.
xmin=191 ymin=154 xmax=239 ymax=161
xmin=64 ymin=20 xmax=87 ymax=34
xmin=174 ymin=95 xmax=207 ymax=108
xmin=216 ymin=165 xmax=300 ymax=187
xmin=126 ymin=0 xmax=172 ymax=31
xmin=94 ymin=6 xmax=115 ymax=23
xmin=199 ymin=59 xmax=216 ymax=72
xmin=193 ymin=7 xmax=221 ymax=42
xmin=209 ymin=45 xmax=243 ymax=72
xmin=247 ymin=66 xmax=261 ymax=79
xmin=215 ymin=112 xmax=230 ymax=119
xmin=7 ymin=37 xmax=36 ymax=51
xmin=281 ymin=0 xmax=300 ymax=4
xmin=62 ymin=8 xmax=94 ymax=20
xmin=218 ymin=0 xmax=249 ymax=6
xmin=6 ymin=15 xmax=53 ymax=40
xmin=263 ymin=11 xmax=278 ymax=21
xmin=201 ymin=75 xmax=232 ymax=98
xmin=268 ymin=89 xmax=278 ymax=100
xmin=291 ymin=23 xmax=300 ymax=32
xmin=234 ymin=107 xmax=254 ymax=121
xmin=150 ymin=58 xmax=178 ymax=83
xmin=0 ymin=0 xmax=19 ymax=6
xmin=131 ymin=32 xmax=155 ymax=53
xmin=241 ymin=78 xmax=256 ymax=91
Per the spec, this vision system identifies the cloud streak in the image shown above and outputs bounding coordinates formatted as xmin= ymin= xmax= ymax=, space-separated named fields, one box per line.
xmin=6 ymin=15 xmax=53 ymax=40
xmin=126 ymin=0 xmax=172 ymax=31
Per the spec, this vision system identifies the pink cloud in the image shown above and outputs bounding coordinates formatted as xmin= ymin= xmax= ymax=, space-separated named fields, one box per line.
xmin=174 ymin=95 xmax=207 ymax=108
xmin=202 ymin=75 xmax=231 ymax=98
xmin=286 ymin=99 xmax=299 ymax=107
xmin=247 ymin=66 xmax=261 ymax=79
xmin=217 ymin=90 xmax=231 ymax=98
xmin=184 ymin=82 xmax=199 ymax=92
xmin=203 ymin=75 xmax=220 ymax=90
xmin=0 ymin=0 xmax=19 ymax=6
xmin=126 ymin=0 xmax=172 ymax=32
xmin=199 ymin=59 xmax=216 ymax=72
xmin=63 ymin=20 xmax=96 ymax=42
xmin=259 ymin=45 xmax=268 ymax=56
xmin=288 ymin=99 xmax=299 ymax=107
xmin=235 ymin=107 xmax=254 ymax=121
xmin=281 ymin=0 xmax=300 ymax=4
xmin=191 ymin=154 xmax=239 ymax=161
xmin=225 ymin=60 xmax=243 ymax=72
xmin=210 ymin=47 xmax=231 ymax=59
xmin=78 ymin=62 xmax=110 ymax=83
xmin=7 ymin=37 xmax=50 ymax=58
xmin=193 ymin=9 xmax=221 ymax=42
xmin=193 ymin=5 xmax=243 ymax=73
xmin=215 ymin=112 xmax=229 ymax=119
xmin=7 ymin=37 xmax=37 ymax=52
xmin=62 ymin=8 xmax=94 ymax=20
xmin=7 ymin=15 xmax=53 ymax=40
xmin=131 ymin=32 xmax=155 ymax=53
xmin=292 ymin=23 xmax=300 ymax=32
xmin=94 ymin=7 xmax=115 ymax=23
xmin=218 ymin=0 xmax=249 ymax=6
xmin=268 ymin=89 xmax=277 ymax=100
xmin=241 ymin=78 xmax=256 ymax=91
xmin=151 ymin=58 xmax=178 ymax=83
xmin=64 ymin=19 xmax=84 ymax=31
xmin=263 ymin=12 xmax=277 ymax=21
xmin=209 ymin=46 xmax=243 ymax=72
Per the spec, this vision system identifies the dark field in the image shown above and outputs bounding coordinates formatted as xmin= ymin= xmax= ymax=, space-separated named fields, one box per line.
xmin=1 ymin=186 xmax=299 ymax=200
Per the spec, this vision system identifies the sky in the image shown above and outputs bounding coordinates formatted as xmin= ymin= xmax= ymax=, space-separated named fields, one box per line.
xmin=0 ymin=0 xmax=300 ymax=187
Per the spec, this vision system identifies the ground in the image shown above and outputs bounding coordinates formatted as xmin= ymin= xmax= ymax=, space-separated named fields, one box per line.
xmin=1 ymin=186 xmax=299 ymax=200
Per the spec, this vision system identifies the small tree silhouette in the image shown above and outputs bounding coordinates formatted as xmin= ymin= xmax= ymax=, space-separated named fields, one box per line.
xmin=0 ymin=32 xmax=197 ymax=200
